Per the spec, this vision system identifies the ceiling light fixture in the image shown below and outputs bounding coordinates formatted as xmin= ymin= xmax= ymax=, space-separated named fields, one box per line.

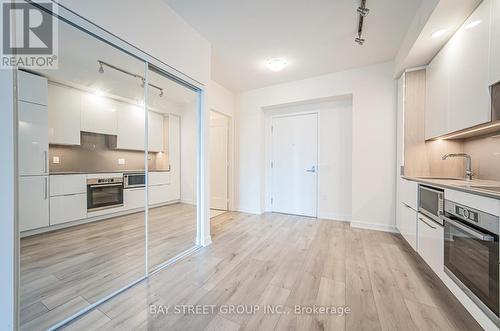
xmin=98 ymin=62 xmax=104 ymax=74
xmin=431 ymin=29 xmax=447 ymax=39
xmin=266 ymin=58 xmax=288 ymax=72
xmin=355 ymin=0 xmax=369 ymax=45
xmin=465 ymin=20 xmax=481 ymax=29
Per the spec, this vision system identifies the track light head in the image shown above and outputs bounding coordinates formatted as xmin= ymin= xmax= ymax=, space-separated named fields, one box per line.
xmin=357 ymin=6 xmax=369 ymax=17
xmin=98 ymin=63 xmax=104 ymax=74
xmin=159 ymin=89 xmax=164 ymax=97
xmin=355 ymin=37 xmax=365 ymax=45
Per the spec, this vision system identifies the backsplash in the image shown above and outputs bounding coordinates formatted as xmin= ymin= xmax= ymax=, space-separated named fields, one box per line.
xmin=49 ymin=132 xmax=169 ymax=172
xmin=463 ymin=132 xmax=500 ymax=181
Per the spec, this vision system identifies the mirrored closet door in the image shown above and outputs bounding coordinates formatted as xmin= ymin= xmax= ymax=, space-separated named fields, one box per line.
xmin=18 ymin=8 xmax=148 ymax=329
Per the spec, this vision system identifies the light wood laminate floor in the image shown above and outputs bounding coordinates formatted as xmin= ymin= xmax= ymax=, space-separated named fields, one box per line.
xmin=59 ymin=212 xmax=481 ymax=331
xmin=20 ymin=203 xmax=197 ymax=330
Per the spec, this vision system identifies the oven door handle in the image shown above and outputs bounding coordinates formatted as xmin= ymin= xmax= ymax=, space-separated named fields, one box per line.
xmin=441 ymin=215 xmax=494 ymax=241
xmin=89 ymin=183 xmax=123 ymax=188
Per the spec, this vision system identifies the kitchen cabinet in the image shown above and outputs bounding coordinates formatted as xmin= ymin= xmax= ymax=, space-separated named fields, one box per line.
xmin=396 ymin=74 xmax=405 ymax=172
xmin=80 ymin=92 xmax=118 ymax=135
xmin=50 ymin=194 xmax=87 ymax=225
xmin=149 ymin=171 xmax=170 ymax=186
xmin=18 ymin=101 xmax=49 ymax=176
xmin=417 ymin=213 xmax=444 ymax=278
xmin=116 ymin=103 xmax=145 ymax=151
xmin=447 ymin=0 xmax=491 ymax=133
xmin=425 ymin=0 xmax=493 ymax=139
xmin=149 ymin=184 xmax=170 ymax=205
xmin=490 ymin=0 xmax=500 ymax=85
xmin=124 ymin=187 xmax=145 ymax=210
xmin=19 ymin=176 xmax=49 ymax=231
xmin=17 ymin=70 xmax=48 ymax=106
xmin=50 ymin=174 xmax=86 ymax=196
xmin=398 ymin=203 xmax=418 ymax=251
xmin=168 ymin=115 xmax=181 ymax=201
xmin=148 ymin=111 xmax=164 ymax=152
xmin=425 ymin=48 xmax=449 ymax=139
xmin=48 ymin=84 xmax=81 ymax=145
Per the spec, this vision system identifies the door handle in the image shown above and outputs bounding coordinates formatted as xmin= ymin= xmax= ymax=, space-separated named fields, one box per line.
xmin=306 ymin=166 xmax=316 ymax=173
xmin=44 ymin=151 xmax=48 ymax=174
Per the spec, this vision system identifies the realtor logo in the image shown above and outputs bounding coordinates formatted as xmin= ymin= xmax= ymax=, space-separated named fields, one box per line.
xmin=1 ymin=0 xmax=58 ymax=68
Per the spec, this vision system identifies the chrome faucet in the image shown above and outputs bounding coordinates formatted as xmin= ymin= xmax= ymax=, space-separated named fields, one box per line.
xmin=442 ymin=153 xmax=473 ymax=180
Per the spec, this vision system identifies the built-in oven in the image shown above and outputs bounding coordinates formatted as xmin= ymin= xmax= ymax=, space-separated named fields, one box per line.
xmin=87 ymin=176 xmax=124 ymax=211
xmin=442 ymin=199 xmax=499 ymax=326
xmin=124 ymin=172 xmax=145 ymax=188
xmin=418 ymin=185 xmax=444 ymax=225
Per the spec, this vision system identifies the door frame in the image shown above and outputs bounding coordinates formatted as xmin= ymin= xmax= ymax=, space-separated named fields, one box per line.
xmin=209 ymin=109 xmax=233 ymax=212
xmin=270 ymin=111 xmax=320 ymax=218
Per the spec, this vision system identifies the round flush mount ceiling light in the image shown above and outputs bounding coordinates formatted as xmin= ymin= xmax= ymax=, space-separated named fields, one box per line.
xmin=431 ymin=29 xmax=448 ymax=39
xmin=266 ymin=58 xmax=288 ymax=72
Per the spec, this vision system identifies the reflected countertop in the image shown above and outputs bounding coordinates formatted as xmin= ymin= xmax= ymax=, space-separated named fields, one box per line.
xmin=49 ymin=169 xmax=170 ymax=175
xmin=403 ymin=176 xmax=500 ymax=200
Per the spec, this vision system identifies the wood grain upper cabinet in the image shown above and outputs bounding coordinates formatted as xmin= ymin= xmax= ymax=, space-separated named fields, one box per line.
xmin=447 ymin=0 xmax=492 ymax=132
xmin=116 ymin=103 xmax=145 ymax=151
xmin=48 ymin=84 xmax=81 ymax=145
xmin=490 ymin=0 xmax=500 ymax=85
xmin=80 ymin=92 xmax=118 ymax=135
xmin=425 ymin=48 xmax=449 ymax=140
xmin=148 ymin=111 xmax=164 ymax=152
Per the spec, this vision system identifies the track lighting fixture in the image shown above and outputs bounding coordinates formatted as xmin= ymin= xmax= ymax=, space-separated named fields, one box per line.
xmin=97 ymin=60 xmax=165 ymax=97
xmin=357 ymin=6 xmax=369 ymax=17
xmin=354 ymin=0 xmax=369 ymax=46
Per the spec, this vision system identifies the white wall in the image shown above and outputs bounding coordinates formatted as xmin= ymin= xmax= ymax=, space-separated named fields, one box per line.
xmin=263 ymin=99 xmax=353 ymax=221
xmin=207 ymin=80 xmax=235 ymax=117
xmin=58 ymin=0 xmax=211 ymax=85
xmin=0 ymin=70 xmax=16 ymax=330
xmin=235 ymin=61 xmax=397 ymax=231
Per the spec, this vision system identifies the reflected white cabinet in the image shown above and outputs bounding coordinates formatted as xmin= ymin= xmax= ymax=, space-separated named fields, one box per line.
xmin=168 ymin=115 xmax=181 ymax=201
xmin=490 ymin=0 xmax=500 ymax=85
xmin=116 ymin=103 xmax=145 ymax=150
xmin=124 ymin=187 xmax=145 ymax=210
xmin=17 ymin=70 xmax=48 ymax=106
xmin=447 ymin=0 xmax=491 ymax=132
xmin=18 ymin=101 xmax=49 ymax=176
xmin=398 ymin=203 xmax=417 ymax=251
xmin=50 ymin=194 xmax=87 ymax=225
xmin=149 ymin=184 xmax=170 ymax=205
xmin=425 ymin=48 xmax=449 ymax=139
xmin=81 ymin=92 xmax=118 ymax=135
xmin=19 ymin=176 xmax=49 ymax=231
xmin=148 ymin=111 xmax=164 ymax=152
xmin=48 ymin=84 xmax=81 ymax=145
xmin=417 ymin=213 xmax=444 ymax=278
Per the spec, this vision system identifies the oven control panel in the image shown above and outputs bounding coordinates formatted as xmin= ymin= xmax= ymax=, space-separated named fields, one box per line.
xmin=98 ymin=178 xmax=116 ymax=183
xmin=455 ymin=205 xmax=478 ymax=223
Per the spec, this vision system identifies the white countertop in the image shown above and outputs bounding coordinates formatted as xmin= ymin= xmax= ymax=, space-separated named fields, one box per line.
xmin=403 ymin=176 xmax=500 ymax=199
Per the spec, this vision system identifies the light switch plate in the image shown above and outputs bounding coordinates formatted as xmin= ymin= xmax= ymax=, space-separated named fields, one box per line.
xmin=118 ymin=158 xmax=125 ymax=165
xmin=53 ymin=156 xmax=60 ymax=164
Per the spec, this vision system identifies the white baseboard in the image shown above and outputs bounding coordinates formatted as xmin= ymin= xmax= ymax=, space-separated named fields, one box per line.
xmin=350 ymin=220 xmax=398 ymax=233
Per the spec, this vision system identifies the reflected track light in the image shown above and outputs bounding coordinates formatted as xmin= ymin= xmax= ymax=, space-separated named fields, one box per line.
xmin=354 ymin=0 xmax=369 ymax=46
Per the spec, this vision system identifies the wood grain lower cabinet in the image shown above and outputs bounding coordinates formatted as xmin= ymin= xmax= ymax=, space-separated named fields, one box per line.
xmin=19 ymin=176 xmax=49 ymax=232
xmin=417 ymin=213 xmax=444 ymax=278
xmin=50 ymin=194 xmax=87 ymax=225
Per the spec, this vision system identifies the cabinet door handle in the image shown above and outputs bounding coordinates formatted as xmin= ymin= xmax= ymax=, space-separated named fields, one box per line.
xmin=44 ymin=151 xmax=48 ymax=174
xmin=44 ymin=177 xmax=48 ymax=200
xmin=419 ymin=217 xmax=437 ymax=229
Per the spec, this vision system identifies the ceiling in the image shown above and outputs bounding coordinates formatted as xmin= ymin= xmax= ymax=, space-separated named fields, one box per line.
xmin=35 ymin=19 xmax=197 ymax=113
xmin=164 ymin=0 xmax=422 ymax=91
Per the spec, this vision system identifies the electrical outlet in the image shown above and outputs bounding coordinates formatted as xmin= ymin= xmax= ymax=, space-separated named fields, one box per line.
xmin=118 ymin=158 xmax=125 ymax=165
xmin=53 ymin=156 xmax=60 ymax=164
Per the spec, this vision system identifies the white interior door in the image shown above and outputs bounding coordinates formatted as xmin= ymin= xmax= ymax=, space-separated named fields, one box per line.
xmin=272 ymin=113 xmax=318 ymax=217
xmin=210 ymin=112 xmax=229 ymax=210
